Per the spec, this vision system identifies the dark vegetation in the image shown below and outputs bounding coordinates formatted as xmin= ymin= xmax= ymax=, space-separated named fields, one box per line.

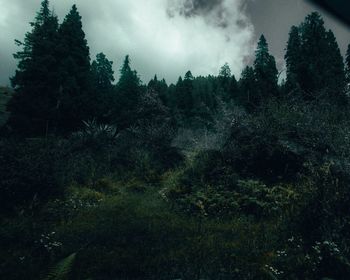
xmin=2 ymin=1 xmax=350 ymax=279
xmin=0 ymin=86 xmax=13 ymax=127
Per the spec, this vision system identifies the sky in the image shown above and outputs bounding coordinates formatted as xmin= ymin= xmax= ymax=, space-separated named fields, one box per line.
xmin=0 ymin=0 xmax=350 ymax=85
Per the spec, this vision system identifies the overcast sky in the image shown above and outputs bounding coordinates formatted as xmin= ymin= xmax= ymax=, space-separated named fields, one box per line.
xmin=1 ymin=0 xmax=350 ymax=85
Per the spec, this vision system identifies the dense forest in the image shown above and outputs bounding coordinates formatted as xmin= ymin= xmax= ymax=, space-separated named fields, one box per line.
xmin=2 ymin=1 xmax=350 ymax=279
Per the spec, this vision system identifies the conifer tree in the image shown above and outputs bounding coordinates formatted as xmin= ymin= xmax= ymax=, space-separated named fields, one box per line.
xmin=91 ymin=52 xmax=115 ymax=122
xmin=285 ymin=26 xmax=301 ymax=92
xmin=113 ymin=55 xmax=141 ymax=129
xmin=238 ymin=66 xmax=256 ymax=110
xmin=92 ymin=53 xmax=115 ymax=91
xmin=218 ymin=63 xmax=231 ymax=91
xmin=298 ymin=12 xmax=328 ymax=96
xmin=295 ymin=12 xmax=346 ymax=100
xmin=176 ymin=71 xmax=194 ymax=118
xmin=218 ymin=63 xmax=238 ymax=101
xmin=254 ymin=35 xmax=278 ymax=102
xmin=57 ymin=4 xmax=93 ymax=132
xmin=7 ymin=0 xmax=60 ymax=136
xmin=324 ymin=30 xmax=346 ymax=100
xmin=147 ymin=75 xmax=168 ymax=105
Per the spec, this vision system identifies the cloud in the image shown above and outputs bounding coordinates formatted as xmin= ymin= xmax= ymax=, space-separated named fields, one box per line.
xmin=0 ymin=0 xmax=255 ymax=85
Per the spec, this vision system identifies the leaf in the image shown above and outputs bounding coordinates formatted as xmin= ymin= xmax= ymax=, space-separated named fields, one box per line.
xmin=43 ymin=253 xmax=77 ymax=280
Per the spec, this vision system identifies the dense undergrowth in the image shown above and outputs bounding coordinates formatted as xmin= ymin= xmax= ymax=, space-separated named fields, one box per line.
xmin=2 ymin=98 xmax=350 ymax=280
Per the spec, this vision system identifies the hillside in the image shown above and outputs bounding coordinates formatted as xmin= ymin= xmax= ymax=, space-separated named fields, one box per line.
xmin=2 ymin=2 xmax=350 ymax=279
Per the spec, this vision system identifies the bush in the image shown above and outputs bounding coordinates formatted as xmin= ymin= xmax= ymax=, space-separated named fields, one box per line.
xmin=0 ymin=138 xmax=66 ymax=214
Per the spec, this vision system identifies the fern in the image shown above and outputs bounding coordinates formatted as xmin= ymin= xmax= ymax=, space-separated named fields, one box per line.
xmin=43 ymin=253 xmax=77 ymax=280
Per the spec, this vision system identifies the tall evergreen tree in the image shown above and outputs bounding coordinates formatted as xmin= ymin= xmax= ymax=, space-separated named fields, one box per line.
xmin=92 ymin=53 xmax=115 ymax=91
xmin=91 ymin=52 xmax=115 ymax=123
xmin=7 ymin=0 xmax=60 ymax=136
xmin=254 ymin=35 xmax=278 ymax=102
xmin=113 ymin=55 xmax=141 ymax=129
xmin=217 ymin=63 xmax=238 ymax=102
xmin=175 ymin=71 xmax=194 ymax=119
xmin=238 ymin=66 xmax=256 ymax=110
xmin=294 ymin=12 xmax=346 ymax=101
xmin=285 ymin=26 xmax=301 ymax=92
xmin=218 ymin=63 xmax=232 ymax=93
xmin=324 ymin=30 xmax=346 ymax=100
xmin=57 ymin=4 xmax=93 ymax=132
xmin=298 ymin=12 xmax=327 ymax=96
xmin=148 ymin=75 xmax=168 ymax=104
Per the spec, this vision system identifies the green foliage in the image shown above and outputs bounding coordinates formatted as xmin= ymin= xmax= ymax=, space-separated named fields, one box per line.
xmin=0 ymin=138 xmax=66 ymax=214
xmin=286 ymin=12 xmax=346 ymax=102
xmin=0 ymin=87 xmax=12 ymax=128
xmin=43 ymin=253 xmax=76 ymax=280
xmin=8 ymin=0 xmax=60 ymax=136
xmin=91 ymin=53 xmax=115 ymax=123
xmin=110 ymin=55 xmax=142 ymax=129
xmin=254 ymin=35 xmax=278 ymax=102
xmin=285 ymin=26 xmax=301 ymax=92
xmin=238 ymin=66 xmax=257 ymax=110
xmin=56 ymin=4 xmax=94 ymax=132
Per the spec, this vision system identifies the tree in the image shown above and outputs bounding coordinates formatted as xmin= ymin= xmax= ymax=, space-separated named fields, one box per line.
xmin=217 ymin=63 xmax=238 ymax=102
xmin=296 ymin=12 xmax=346 ymax=101
xmin=92 ymin=53 xmax=115 ymax=91
xmin=254 ymin=35 xmax=278 ymax=102
xmin=238 ymin=66 xmax=256 ymax=110
xmin=7 ymin=0 xmax=60 ymax=136
xmin=57 ymin=4 xmax=93 ymax=132
xmin=174 ymin=71 xmax=194 ymax=121
xmin=91 ymin=52 xmax=115 ymax=122
xmin=113 ymin=55 xmax=142 ymax=129
xmin=324 ymin=30 xmax=346 ymax=100
xmin=147 ymin=75 xmax=168 ymax=106
xmin=285 ymin=26 xmax=301 ymax=93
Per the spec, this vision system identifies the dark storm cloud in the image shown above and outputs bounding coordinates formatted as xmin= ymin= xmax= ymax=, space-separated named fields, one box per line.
xmin=167 ymin=0 xmax=243 ymax=29
xmin=0 ymin=0 xmax=254 ymax=85
xmin=167 ymin=0 xmax=224 ymax=18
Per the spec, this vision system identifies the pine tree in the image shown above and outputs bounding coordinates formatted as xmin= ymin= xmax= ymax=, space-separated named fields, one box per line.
xmin=7 ymin=0 xmax=60 ymax=136
xmin=113 ymin=55 xmax=141 ymax=129
xmin=218 ymin=63 xmax=238 ymax=102
xmin=57 ymin=4 xmax=93 ymax=132
xmin=176 ymin=71 xmax=194 ymax=118
xmin=147 ymin=75 xmax=168 ymax=105
xmin=238 ymin=66 xmax=257 ymax=110
xmin=285 ymin=26 xmax=301 ymax=92
xmin=324 ymin=30 xmax=346 ymax=101
xmin=292 ymin=12 xmax=347 ymax=101
xmin=92 ymin=53 xmax=115 ymax=91
xmin=254 ymin=35 xmax=278 ymax=102
xmin=91 ymin=52 xmax=115 ymax=123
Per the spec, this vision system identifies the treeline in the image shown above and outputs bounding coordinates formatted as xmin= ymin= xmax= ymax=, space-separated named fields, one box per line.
xmin=4 ymin=1 xmax=350 ymax=138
